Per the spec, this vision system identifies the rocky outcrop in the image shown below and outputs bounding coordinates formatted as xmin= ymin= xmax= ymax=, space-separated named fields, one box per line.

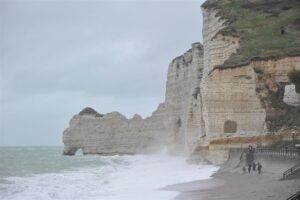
xmin=63 ymin=104 xmax=167 ymax=155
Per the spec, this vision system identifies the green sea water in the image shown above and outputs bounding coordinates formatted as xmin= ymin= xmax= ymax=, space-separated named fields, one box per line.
xmin=0 ymin=146 xmax=218 ymax=200
xmin=0 ymin=146 xmax=107 ymax=178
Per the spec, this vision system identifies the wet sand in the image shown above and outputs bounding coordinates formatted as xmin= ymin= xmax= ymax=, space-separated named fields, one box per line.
xmin=164 ymin=168 xmax=300 ymax=200
xmin=164 ymin=151 xmax=300 ymax=200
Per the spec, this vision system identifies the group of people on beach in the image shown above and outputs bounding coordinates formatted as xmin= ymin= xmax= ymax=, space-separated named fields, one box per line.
xmin=242 ymin=145 xmax=262 ymax=174
xmin=243 ymin=162 xmax=262 ymax=174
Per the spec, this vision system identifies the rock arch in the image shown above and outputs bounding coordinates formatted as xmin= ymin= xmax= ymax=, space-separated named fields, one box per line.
xmin=63 ymin=146 xmax=82 ymax=155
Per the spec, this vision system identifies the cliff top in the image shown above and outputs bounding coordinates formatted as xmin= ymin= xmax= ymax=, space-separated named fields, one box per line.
xmin=171 ymin=42 xmax=203 ymax=64
xmin=78 ymin=107 xmax=104 ymax=117
xmin=202 ymin=0 xmax=300 ymax=68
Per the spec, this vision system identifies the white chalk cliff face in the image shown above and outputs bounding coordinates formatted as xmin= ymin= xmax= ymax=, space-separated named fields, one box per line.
xmin=63 ymin=3 xmax=300 ymax=161
xmin=200 ymin=6 xmax=266 ymax=143
xmin=164 ymin=42 xmax=204 ymax=154
xmin=63 ymin=105 xmax=167 ymax=155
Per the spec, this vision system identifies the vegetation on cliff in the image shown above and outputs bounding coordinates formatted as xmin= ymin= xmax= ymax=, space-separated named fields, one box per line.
xmin=288 ymin=70 xmax=300 ymax=93
xmin=79 ymin=107 xmax=104 ymax=117
xmin=255 ymin=69 xmax=300 ymax=131
xmin=202 ymin=0 xmax=300 ymax=67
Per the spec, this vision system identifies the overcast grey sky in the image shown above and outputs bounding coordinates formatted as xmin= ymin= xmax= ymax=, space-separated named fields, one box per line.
xmin=0 ymin=0 xmax=205 ymax=146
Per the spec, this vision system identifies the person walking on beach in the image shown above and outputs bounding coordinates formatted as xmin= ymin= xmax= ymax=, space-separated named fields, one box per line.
xmin=252 ymin=162 xmax=256 ymax=171
xmin=248 ymin=164 xmax=251 ymax=173
xmin=243 ymin=166 xmax=246 ymax=174
xmin=245 ymin=145 xmax=254 ymax=173
xmin=257 ymin=162 xmax=262 ymax=174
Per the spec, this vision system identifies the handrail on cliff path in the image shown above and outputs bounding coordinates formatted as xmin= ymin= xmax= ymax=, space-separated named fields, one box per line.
xmin=286 ymin=190 xmax=300 ymax=200
xmin=256 ymin=147 xmax=300 ymax=157
xmin=229 ymin=147 xmax=300 ymax=157
xmin=283 ymin=162 xmax=300 ymax=180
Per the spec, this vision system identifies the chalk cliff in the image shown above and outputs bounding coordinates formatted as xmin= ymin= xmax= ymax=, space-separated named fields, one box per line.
xmin=191 ymin=0 xmax=300 ymax=164
xmin=164 ymin=42 xmax=204 ymax=154
xmin=63 ymin=0 xmax=300 ymax=163
xmin=63 ymin=105 xmax=167 ymax=155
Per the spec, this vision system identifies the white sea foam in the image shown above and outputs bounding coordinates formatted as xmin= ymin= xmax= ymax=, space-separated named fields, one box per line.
xmin=1 ymin=152 xmax=218 ymax=200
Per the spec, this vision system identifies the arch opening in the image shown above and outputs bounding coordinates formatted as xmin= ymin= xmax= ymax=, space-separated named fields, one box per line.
xmin=75 ymin=148 xmax=83 ymax=156
xmin=63 ymin=146 xmax=82 ymax=156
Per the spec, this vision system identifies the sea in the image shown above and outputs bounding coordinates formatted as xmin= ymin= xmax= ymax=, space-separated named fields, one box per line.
xmin=0 ymin=146 xmax=218 ymax=200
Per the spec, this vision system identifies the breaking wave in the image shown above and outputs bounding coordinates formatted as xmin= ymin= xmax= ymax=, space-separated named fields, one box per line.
xmin=0 ymin=148 xmax=218 ymax=200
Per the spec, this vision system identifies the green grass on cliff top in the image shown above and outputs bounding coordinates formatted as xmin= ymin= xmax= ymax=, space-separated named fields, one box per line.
xmin=202 ymin=0 xmax=300 ymax=68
